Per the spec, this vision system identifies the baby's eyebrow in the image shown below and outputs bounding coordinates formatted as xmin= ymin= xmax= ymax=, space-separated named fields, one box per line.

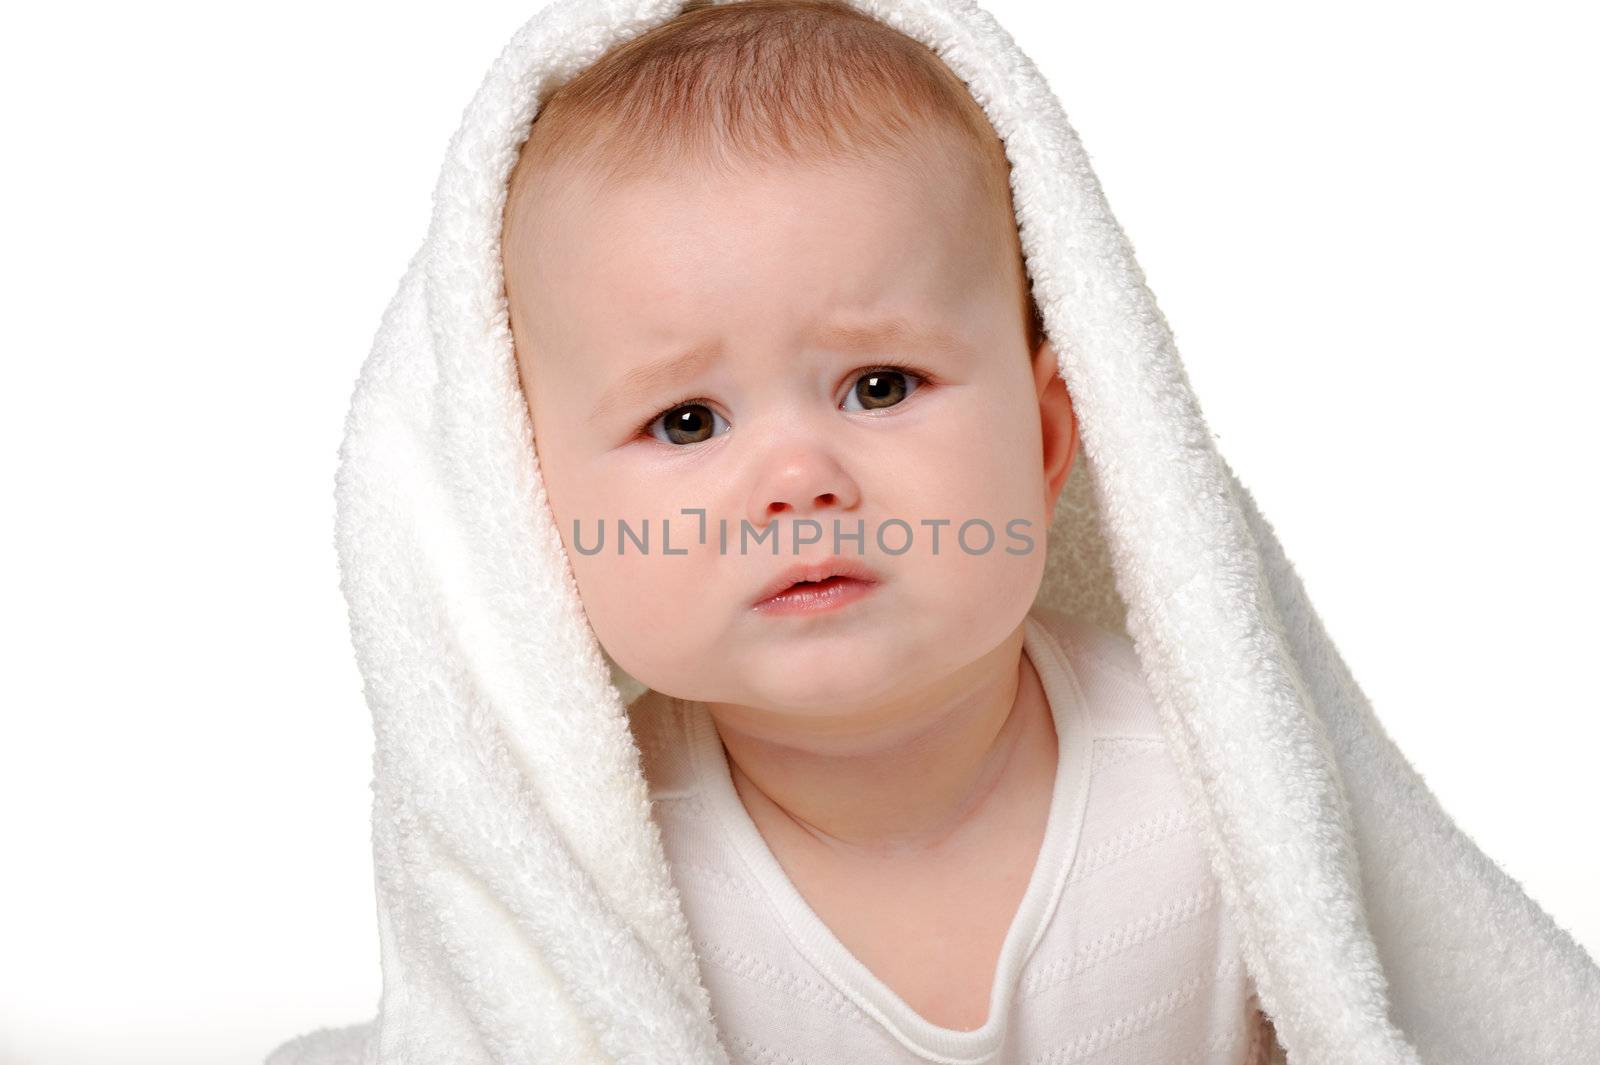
xmin=587 ymin=316 xmax=969 ymax=425
xmin=813 ymin=317 xmax=971 ymax=361
xmin=590 ymin=342 xmax=722 ymax=425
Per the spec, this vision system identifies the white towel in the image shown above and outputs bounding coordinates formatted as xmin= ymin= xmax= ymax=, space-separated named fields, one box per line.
xmin=265 ymin=1 xmax=1600 ymax=1062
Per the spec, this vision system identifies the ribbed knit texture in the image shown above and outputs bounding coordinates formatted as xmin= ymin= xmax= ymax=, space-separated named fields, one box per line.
xmin=628 ymin=604 xmax=1275 ymax=1065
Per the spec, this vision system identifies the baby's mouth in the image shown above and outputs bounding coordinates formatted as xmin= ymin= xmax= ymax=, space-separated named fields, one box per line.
xmin=753 ymin=575 xmax=879 ymax=615
xmin=749 ymin=557 xmax=883 ymax=608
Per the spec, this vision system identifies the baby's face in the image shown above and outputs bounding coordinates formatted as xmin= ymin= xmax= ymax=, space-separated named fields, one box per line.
xmin=504 ymin=132 xmax=1074 ymax=716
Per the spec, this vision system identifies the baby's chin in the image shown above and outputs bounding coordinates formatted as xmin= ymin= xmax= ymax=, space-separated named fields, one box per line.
xmin=720 ymin=670 xmax=910 ymax=720
xmin=697 ymin=630 xmax=986 ymax=717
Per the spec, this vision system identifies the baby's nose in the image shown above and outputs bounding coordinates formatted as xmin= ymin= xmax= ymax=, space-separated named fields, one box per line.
xmin=745 ymin=445 xmax=860 ymax=534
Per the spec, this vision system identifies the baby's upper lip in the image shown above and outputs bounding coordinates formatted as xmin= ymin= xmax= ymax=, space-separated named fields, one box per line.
xmin=751 ymin=556 xmax=882 ymax=606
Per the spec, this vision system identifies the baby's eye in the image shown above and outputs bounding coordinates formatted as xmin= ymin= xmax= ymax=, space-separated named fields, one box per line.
xmin=843 ymin=366 xmax=924 ymax=413
xmin=646 ymin=402 xmax=730 ymax=446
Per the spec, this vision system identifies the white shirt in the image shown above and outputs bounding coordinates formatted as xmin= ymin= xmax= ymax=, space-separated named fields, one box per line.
xmin=627 ymin=604 xmax=1272 ymax=1065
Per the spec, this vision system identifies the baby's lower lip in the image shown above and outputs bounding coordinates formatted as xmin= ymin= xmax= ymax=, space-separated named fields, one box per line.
xmin=752 ymin=575 xmax=878 ymax=616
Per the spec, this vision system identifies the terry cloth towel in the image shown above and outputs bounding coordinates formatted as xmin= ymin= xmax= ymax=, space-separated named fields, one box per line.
xmin=266 ymin=1 xmax=1600 ymax=1063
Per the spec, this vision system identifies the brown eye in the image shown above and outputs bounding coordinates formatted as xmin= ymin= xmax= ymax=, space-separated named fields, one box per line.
xmin=845 ymin=368 xmax=922 ymax=413
xmin=648 ymin=402 xmax=728 ymax=446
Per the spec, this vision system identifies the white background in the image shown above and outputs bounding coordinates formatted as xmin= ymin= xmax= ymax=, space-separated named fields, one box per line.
xmin=2 ymin=2 xmax=1595 ymax=1062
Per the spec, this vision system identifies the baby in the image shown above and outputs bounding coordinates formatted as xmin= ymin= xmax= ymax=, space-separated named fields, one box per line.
xmin=499 ymin=1 xmax=1275 ymax=1061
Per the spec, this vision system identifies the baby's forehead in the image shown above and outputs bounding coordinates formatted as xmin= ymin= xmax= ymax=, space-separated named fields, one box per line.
xmin=509 ymin=155 xmax=1010 ymax=332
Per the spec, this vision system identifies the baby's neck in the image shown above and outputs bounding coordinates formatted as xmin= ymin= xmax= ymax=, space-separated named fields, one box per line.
xmin=709 ymin=623 xmax=1057 ymax=860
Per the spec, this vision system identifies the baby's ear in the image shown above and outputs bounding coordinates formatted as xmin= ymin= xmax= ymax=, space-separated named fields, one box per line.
xmin=1033 ymin=337 xmax=1077 ymax=511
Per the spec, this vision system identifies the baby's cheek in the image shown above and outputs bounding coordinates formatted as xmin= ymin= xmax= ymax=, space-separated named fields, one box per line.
xmin=891 ymin=437 xmax=1048 ymax=637
xmin=575 ymin=539 xmax=723 ymax=698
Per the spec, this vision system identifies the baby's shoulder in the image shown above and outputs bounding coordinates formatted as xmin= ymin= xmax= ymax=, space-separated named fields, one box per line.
xmin=1028 ymin=604 xmax=1165 ymax=741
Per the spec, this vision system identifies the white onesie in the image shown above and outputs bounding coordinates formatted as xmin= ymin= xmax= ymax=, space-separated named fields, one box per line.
xmin=627 ymin=604 xmax=1273 ymax=1065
